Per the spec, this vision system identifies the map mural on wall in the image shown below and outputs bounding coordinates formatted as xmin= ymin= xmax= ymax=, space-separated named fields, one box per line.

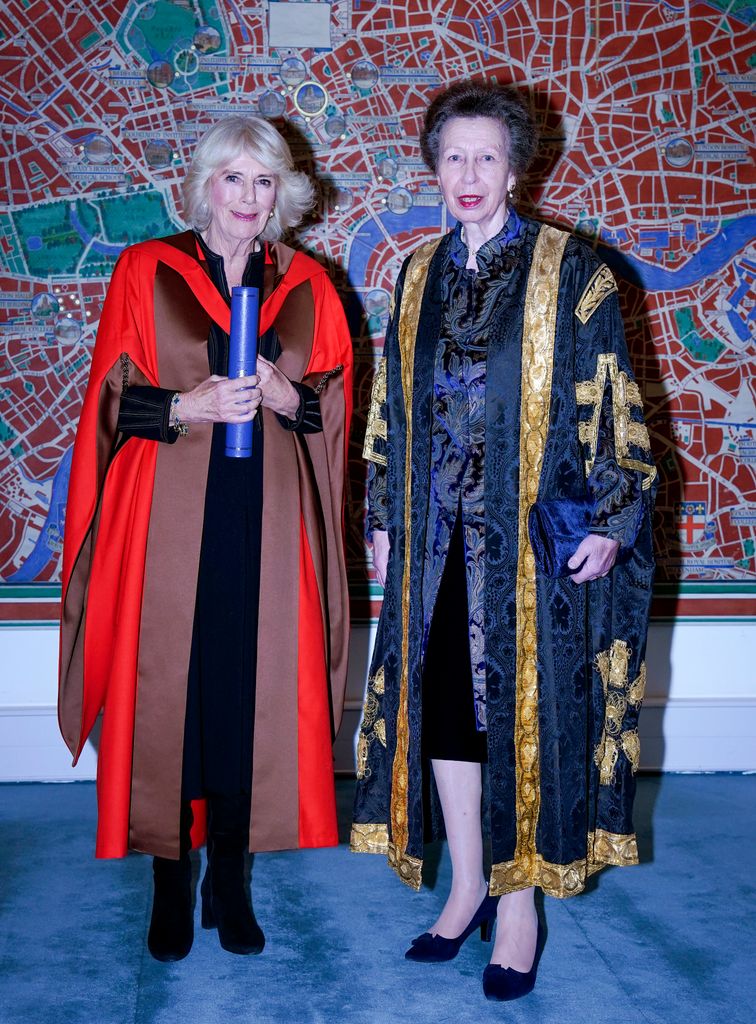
xmin=0 ymin=0 xmax=754 ymax=621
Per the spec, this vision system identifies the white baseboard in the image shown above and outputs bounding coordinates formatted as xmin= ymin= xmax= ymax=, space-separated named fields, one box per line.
xmin=1 ymin=696 xmax=754 ymax=782
xmin=1 ymin=620 xmax=754 ymax=781
xmin=0 ymin=705 xmax=98 ymax=782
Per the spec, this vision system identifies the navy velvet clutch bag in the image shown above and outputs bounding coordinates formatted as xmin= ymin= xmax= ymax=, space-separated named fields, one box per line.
xmin=528 ymin=497 xmax=595 ymax=577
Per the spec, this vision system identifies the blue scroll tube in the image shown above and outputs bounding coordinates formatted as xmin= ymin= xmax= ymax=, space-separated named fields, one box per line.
xmin=225 ymin=286 xmax=259 ymax=458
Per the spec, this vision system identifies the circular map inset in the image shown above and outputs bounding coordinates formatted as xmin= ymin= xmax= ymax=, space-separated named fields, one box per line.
xmin=193 ymin=25 xmax=221 ymax=53
xmin=31 ymin=293 xmax=59 ymax=319
xmin=258 ymin=90 xmax=286 ymax=118
xmin=330 ymin=187 xmax=354 ymax=213
xmin=377 ymin=156 xmax=398 ymax=180
xmin=280 ymin=57 xmax=307 ymax=88
xmin=365 ymin=289 xmax=389 ymax=317
xmin=351 ymin=60 xmax=379 ymax=90
xmin=54 ymin=316 xmax=82 ymax=343
xmin=175 ymin=49 xmax=199 ymax=76
xmin=147 ymin=60 xmax=175 ymax=89
xmin=386 ymin=187 xmax=413 ymax=214
xmin=85 ymin=136 xmax=113 ymax=164
xmin=145 ymin=139 xmax=173 ymax=168
xmin=293 ymin=81 xmax=328 ymax=118
xmin=665 ymin=138 xmax=694 ymax=167
xmin=324 ymin=115 xmax=346 ymax=139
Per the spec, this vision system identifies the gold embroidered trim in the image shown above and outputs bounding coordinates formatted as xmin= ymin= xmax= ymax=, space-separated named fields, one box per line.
xmin=575 ymin=264 xmax=618 ymax=325
xmin=575 ymin=352 xmax=656 ymax=491
xmin=490 ymin=828 xmax=639 ymax=898
xmin=514 ymin=224 xmax=569 ymax=873
xmin=621 ymin=729 xmax=641 ymax=772
xmin=627 ymin=661 xmax=646 ymax=705
xmin=388 ymin=842 xmax=423 ymax=891
xmin=349 ymin=826 xmax=423 ymax=891
xmin=627 ymin=420 xmax=651 ymax=450
xmin=590 ymin=828 xmax=639 ymax=867
xmin=594 ymin=640 xmax=646 ymax=784
xmin=390 ymin=238 xmax=442 ymax=858
xmin=618 ymin=458 xmax=657 ymax=489
xmin=350 ymin=822 xmax=388 ymax=854
xmin=362 ymin=356 xmax=388 ymax=466
xmin=356 ymin=665 xmax=387 ymax=780
xmin=372 ymin=664 xmax=385 ymax=694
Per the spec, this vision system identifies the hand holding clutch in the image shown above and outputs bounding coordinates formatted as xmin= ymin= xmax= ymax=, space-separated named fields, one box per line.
xmin=527 ymin=497 xmax=594 ymax=577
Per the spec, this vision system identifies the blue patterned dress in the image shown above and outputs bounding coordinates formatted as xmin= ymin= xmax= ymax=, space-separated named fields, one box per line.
xmin=422 ymin=213 xmax=524 ymax=735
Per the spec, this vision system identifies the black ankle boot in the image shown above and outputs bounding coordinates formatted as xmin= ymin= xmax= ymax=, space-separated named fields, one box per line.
xmin=147 ymin=804 xmax=194 ymax=962
xmin=201 ymin=795 xmax=264 ymax=955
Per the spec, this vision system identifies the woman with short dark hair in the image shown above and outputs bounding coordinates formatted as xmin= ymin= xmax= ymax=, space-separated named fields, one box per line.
xmin=353 ymin=80 xmax=655 ymax=1002
xmin=59 ymin=115 xmax=352 ymax=962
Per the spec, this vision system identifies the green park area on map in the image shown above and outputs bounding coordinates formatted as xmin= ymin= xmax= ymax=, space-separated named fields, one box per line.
xmin=117 ymin=0 xmax=227 ymax=95
xmin=12 ymin=194 xmax=177 ymax=278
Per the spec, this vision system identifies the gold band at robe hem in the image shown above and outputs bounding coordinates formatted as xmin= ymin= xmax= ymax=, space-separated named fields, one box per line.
xmin=389 ymin=239 xmax=442 ymax=859
xmin=513 ymin=225 xmax=569 ymax=868
xmin=350 ymin=822 xmax=388 ymax=854
xmin=489 ymin=829 xmax=639 ymax=899
xmin=350 ymin=823 xmax=638 ymax=899
xmin=388 ymin=842 xmax=422 ymax=890
xmin=349 ymin=826 xmax=422 ymax=891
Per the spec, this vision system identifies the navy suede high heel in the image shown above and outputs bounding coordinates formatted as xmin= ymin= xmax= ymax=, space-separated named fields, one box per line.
xmin=482 ymin=917 xmax=545 ymax=1001
xmin=405 ymin=893 xmax=500 ymax=962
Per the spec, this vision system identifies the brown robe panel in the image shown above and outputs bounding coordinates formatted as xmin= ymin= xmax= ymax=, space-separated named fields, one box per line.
xmin=302 ymin=376 xmax=349 ymax=730
xmin=249 ymin=277 xmax=315 ymax=850
xmin=59 ymin=358 xmax=150 ymax=756
xmin=129 ymin=264 xmax=214 ymax=857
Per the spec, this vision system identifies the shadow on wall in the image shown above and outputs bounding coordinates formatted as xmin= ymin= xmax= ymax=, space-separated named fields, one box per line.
xmin=512 ymin=80 xmax=677 ymax=861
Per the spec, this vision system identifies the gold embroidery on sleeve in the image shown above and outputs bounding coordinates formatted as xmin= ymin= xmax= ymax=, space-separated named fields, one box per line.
xmin=362 ymin=357 xmax=388 ymax=466
xmin=593 ymin=640 xmax=646 ymax=785
xmin=575 ymin=352 xmax=656 ymax=490
xmin=575 ymin=264 xmax=618 ymax=325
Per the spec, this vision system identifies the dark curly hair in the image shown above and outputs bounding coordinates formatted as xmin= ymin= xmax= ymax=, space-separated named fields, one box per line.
xmin=419 ymin=80 xmax=538 ymax=182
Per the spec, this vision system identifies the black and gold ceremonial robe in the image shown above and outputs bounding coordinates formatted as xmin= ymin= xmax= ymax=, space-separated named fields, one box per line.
xmin=351 ymin=216 xmax=657 ymax=898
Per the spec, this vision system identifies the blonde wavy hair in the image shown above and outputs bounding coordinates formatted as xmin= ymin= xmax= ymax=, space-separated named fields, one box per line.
xmin=182 ymin=115 xmax=315 ymax=241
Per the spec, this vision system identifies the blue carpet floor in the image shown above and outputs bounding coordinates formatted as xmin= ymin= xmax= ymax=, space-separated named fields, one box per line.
xmin=0 ymin=775 xmax=753 ymax=1024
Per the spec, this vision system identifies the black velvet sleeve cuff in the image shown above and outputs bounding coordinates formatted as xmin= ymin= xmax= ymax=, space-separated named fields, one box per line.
xmin=275 ymin=381 xmax=323 ymax=434
xmin=118 ymin=386 xmax=180 ymax=444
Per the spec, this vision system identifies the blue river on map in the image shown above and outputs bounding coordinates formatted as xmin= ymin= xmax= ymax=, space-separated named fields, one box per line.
xmin=7 ymin=447 xmax=72 ymax=583
xmin=69 ymin=203 xmax=755 ymax=292
xmin=70 ymin=207 xmax=127 ymax=257
xmin=348 ymin=208 xmax=756 ymax=292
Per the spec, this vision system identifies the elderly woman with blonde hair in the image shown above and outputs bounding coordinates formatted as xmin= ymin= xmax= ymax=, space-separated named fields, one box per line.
xmin=59 ymin=115 xmax=353 ymax=961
